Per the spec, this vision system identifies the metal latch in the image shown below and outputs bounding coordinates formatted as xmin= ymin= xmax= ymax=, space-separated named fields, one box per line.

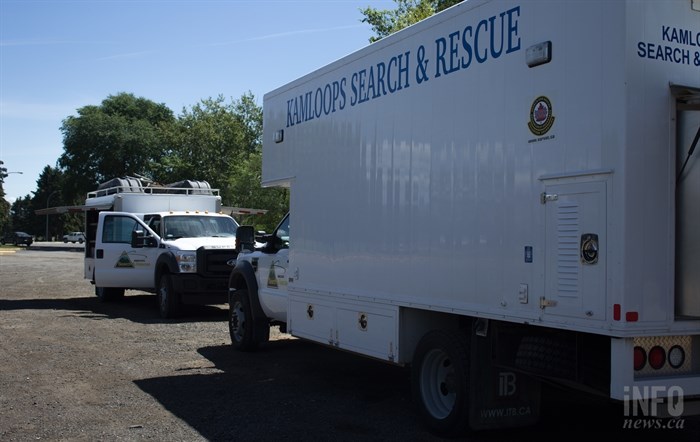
xmin=539 ymin=297 xmax=558 ymax=309
xmin=580 ymin=233 xmax=599 ymax=265
xmin=540 ymin=192 xmax=558 ymax=204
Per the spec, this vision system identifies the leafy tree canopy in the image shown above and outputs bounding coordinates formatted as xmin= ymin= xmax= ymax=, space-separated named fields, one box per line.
xmin=159 ymin=94 xmax=256 ymax=190
xmin=51 ymin=91 xmax=286 ymax=233
xmin=58 ymin=92 xmax=175 ymax=203
xmin=360 ymin=0 xmax=462 ymax=42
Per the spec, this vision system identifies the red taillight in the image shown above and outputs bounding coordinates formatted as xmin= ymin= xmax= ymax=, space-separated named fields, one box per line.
xmin=634 ymin=346 xmax=647 ymax=371
xmin=648 ymin=346 xmax=666 ymax=370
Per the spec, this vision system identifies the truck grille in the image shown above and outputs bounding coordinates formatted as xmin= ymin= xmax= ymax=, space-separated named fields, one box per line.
xmin=197 ymin=247 xmax=237 ymax=278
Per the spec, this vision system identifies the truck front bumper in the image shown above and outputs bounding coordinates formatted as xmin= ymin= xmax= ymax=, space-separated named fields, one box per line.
xmin=171 ymin=273 xmax=228 ymax=305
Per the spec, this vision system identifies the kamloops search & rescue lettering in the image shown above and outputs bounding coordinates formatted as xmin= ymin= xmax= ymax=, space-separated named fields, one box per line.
xmin=637 ymin=26 xmax=700 ymax=67
xmin=286 ymin=6 xmax=521 ymax=128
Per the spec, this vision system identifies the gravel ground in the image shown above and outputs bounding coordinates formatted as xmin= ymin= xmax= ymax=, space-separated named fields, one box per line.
xmin=1 ymin=247 xmax=698 ymax=441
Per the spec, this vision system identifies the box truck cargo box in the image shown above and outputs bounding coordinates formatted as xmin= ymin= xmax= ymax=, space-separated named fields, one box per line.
xmin=229 ymin=0 xmax=700 ymax=435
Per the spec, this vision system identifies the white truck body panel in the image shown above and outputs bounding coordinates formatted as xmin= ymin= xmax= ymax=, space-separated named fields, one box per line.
xmin=85 ymin=191 xmax=222 ymax=214
xmin=262 ymin=0 xmax=699 ymax=333
xmin=256 ymin=0 xmax=700 ymax=400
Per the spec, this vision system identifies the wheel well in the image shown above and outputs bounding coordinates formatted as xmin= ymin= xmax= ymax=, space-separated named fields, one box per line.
xmin=229 ymin=272 xmax=248 ymax=291
xmin=399 ymin=308 xmax=464 ymax=364
xmin=155 ymin=264 xmax=170 ymax=287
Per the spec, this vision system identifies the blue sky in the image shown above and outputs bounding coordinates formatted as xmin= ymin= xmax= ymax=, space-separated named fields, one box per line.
xmin=0 ymin=0 xmax=392 ymax=202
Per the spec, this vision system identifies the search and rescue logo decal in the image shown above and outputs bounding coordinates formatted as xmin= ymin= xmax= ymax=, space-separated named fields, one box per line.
xmin=114 ymin=251 xmax=148 ymax=268
xmin=115 ymin=251 xmax=134 ymax=268
xmin=528 ymin=96 xmax=555 ymax=136
xmin=267 ymin=265 xmax=278 ymax=288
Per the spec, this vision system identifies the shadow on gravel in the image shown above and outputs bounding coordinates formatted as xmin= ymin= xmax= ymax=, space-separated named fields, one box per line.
xmin=134 ymin=340 xmax=431 ymax=442
xmin=0 ymin=295 xmax=227 ymax=324
xmin=134 ymin=341 xmax=700 ymax=442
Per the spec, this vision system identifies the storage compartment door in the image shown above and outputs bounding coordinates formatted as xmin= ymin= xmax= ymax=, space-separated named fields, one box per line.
xmin=544 ymin=181 xmax=607 ymax=321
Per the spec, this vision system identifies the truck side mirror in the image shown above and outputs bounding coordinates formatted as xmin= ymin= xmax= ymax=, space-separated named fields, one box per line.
xmin=236 ymin=225 xmax=255 ymax=252
xmin=131 ymin=230 xmax=156 ymax=248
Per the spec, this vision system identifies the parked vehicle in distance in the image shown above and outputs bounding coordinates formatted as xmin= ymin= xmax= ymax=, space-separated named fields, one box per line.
xmin=35 ymin=176 xmax=266 ymax=319
xmin=1 ymin=231 xmax=34 ymax=247
xmin=63 ymin=232 xmax=86 ymax=243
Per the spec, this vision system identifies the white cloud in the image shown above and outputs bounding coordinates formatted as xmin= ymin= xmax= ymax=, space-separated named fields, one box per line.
xmin=195 ymin=24 xmax=365 ymax=48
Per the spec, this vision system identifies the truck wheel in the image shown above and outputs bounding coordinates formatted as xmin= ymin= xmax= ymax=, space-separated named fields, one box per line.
xmin=411 ymin=330 xmax=471 ymax=437
xmin=157 ymin=273 xmax=180 ymax=319
xmin=95 ymin=286 xmax=124 ymax=302
xmin=229 ymin=289 xmax=258 ymax=351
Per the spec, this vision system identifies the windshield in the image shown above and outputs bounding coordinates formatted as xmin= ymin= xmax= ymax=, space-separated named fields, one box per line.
xmin=162 ymin=215 xmax=238 ymax=240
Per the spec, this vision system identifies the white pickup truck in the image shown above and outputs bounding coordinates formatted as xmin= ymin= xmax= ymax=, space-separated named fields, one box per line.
xmin=37 ymin=177 xmax=266 ymax=318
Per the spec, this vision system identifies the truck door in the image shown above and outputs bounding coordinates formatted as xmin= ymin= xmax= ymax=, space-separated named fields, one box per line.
xmin=254 ymin=214 xmax=290 ymax=320
xmin=542 ymin=179 xmax=608 ymax=321
xmin=94 ymin=212 xmax=159 ymax=289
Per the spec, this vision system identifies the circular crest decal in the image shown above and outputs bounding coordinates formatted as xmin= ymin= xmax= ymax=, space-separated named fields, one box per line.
xmin=528 ymin=96 xmax=555 ymax=136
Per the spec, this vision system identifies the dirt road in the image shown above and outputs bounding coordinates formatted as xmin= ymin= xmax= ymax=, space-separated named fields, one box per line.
xmin=1 ymin=248 xmax=698 ymax=441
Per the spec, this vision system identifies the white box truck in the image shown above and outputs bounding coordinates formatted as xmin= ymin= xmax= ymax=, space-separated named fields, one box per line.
xmin=39 ymin=177 xmax=263 ymax=318
xmin=228 ymin=0 xmax=700 ymax=435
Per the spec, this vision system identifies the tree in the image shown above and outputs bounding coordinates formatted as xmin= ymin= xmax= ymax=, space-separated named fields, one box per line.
xmin=32 ymin=166 xmax=78 ymax=240
xmin=0 ymin=186 xmax=10 ymax=235
xmin=0 ymin=161 xmax=11 ymax=234
xmin=360 ymin=0 xmax=462 ymax=42
xmin=160 ymin=95 xmax=249 ymax=189
xmin=10 ymin=195 xmax=33 ymax=235
xmin=227 ymin=149 xmax=289 ymax=232
xmin=58 ymin=92 xmax=175 ymax=203
xmin=163 ymin=92 xmax=288 ymax=231
xmin=226 ymin=93 xmax=287 ymax=231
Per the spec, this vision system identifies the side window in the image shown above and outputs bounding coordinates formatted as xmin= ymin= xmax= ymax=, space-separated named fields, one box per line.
xmin=102 ymin=216 xmax=138 ymax=244
xmin=145 ymin=215 xmax=162 ymax=236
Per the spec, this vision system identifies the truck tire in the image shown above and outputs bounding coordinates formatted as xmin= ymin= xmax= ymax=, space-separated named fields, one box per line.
xmin=411 ymin=329 xmax=471 ymax=437
xmin=229 ymin=289 xmax=258 ymax=351
xmin=157 ymin=273 xmax=180 ymax=319
xmin=95 ymin=286 xmax=124 ymax=302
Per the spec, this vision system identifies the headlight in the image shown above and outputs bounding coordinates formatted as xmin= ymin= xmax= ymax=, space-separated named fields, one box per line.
xmin=175 ymin=251 xmax=197 ymax=273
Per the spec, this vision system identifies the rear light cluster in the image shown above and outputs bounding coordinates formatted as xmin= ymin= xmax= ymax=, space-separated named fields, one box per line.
xmin=634 ymin=345 xmax=685 ymax=371
xmin=633 ymin=336 xmax=692 ymax=377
